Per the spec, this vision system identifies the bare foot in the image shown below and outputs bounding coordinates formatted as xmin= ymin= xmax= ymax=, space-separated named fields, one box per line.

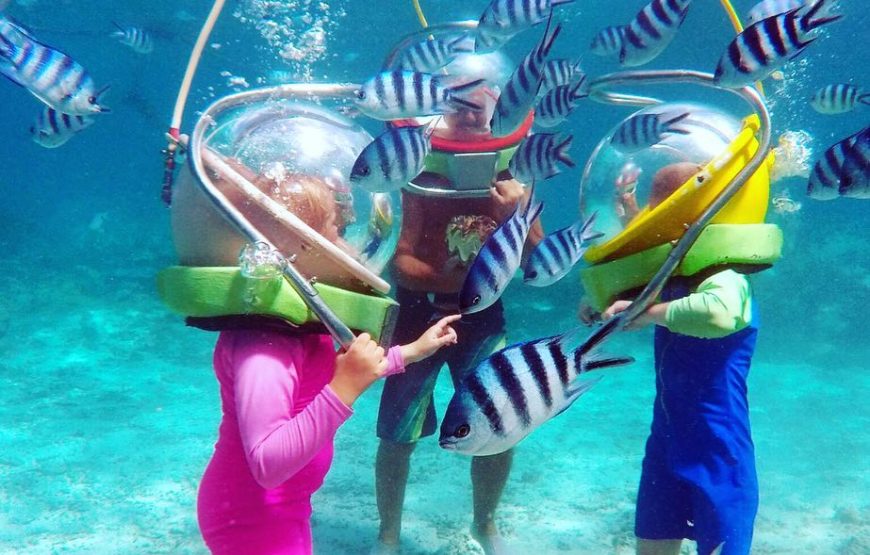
xmin=470 ymin=524 xmax=511 ymax=555
xmin=370 ymin=539 xmax=400 ymax=555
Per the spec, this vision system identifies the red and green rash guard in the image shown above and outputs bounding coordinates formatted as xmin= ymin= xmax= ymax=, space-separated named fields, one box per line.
xmin=197 ymin=330 xmax=404 ymax=555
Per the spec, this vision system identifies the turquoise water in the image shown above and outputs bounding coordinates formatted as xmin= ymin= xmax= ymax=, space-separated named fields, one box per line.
xmin=0 ymin=0 xmax=867 ymax=553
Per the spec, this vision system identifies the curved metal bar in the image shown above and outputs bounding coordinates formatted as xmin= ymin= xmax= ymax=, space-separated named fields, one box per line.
xmin=403 ymin=181 xmax=494 ymax=199
xmin=581 ymin=69 xmax=772 ymax=335
xmin=188 ymin=95 xmax=357 ymax=348
xmin=587 ymin=90 xmax=662 ymax=107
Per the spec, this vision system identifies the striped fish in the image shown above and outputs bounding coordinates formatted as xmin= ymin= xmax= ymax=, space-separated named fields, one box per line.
xmin=475 ymin=0 xmax=574 ymax=53
xmin=714 ymin=0 xmax=841 ymax=89
xmin=610 ymin=111 xmax=690 ymax=152
xmin=396 ymin=34 xmax=471 ymax=73
xmin=808 ymin=127 xmax=869 ymax=200
xmin=541 ymin=58 xmax=583 ymax=91
xmin=508 ymin=132 xmax=575 ymax=184
xmin=349 ymin=124 xmax=433 ymax=193
xmin=30 ymin=106 xmax=95 ymax=148
xmin=459 ymin=187 xmax=543 ymax=314
xmin=523 ymin=213 xmax=602 ymax=287
xmin=745 ymin=0 xmax=809 ymax=25
xmin=0 ymin=16 xmax=110 ymax=115
xmin=110 ymin=23 xmax=153 ymax=54
xmin=439 ymin=325 xmax=633 ymax=456
xmin=534 ymin=77 xmax=587 ymax=127
xmin=620 ymin=0 xmax=692 ymax=67
xmin=491 ymin=16 xmax=561 ymax=137
xmin=354 ymin=70 xmax=484 ymax=120
xmin=810 ymin=84 xmax=870 ymax=115
xmin=590 ymin=25 xmax=625 ymax=57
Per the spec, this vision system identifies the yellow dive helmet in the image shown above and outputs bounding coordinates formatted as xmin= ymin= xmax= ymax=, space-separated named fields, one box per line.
xmin=158 ymin=93 xmax=403 ymax=345
xmin=579 ymin=102 xmax=783 ymax=312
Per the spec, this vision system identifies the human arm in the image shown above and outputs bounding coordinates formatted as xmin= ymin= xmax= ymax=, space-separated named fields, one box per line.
xmin=490 ymin=178 xmax=544 ymax=265
xmin=400 ymin=314 xmax=460 ymax=364
xmin=602 ymin=270 xmax=752 ymax=338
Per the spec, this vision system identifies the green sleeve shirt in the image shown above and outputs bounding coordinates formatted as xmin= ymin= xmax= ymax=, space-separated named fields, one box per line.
xmin=664 ymin=269 xmax=753 ymax=339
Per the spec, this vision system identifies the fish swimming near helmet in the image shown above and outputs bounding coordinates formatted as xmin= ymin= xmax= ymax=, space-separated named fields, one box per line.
xmin=395 ymin=34 xmax=472 ymax=73
xmin=714 ymin=0 xmax=842 ymax=89
xmin=350 ymin=124 xmax=433 ymax=193
xmin=30 ymin=105 xmax=94 ymax=148
xmin=590 ymin=25 xmax=626 ymax=57
xmin=354 ymin=70 xmax=484 ymax=120
xmin=110 ymin=23 xmax=154 ymax=54
xmin=619 ymin=0 xmax=692 ymax=67
xmin=491 ymin=15 xmax=561 ymax=137
xmin=745 ymin=0 xmax=810 ymax=26
xmin=508 ymin=132 xmax=576 ymax=184
xmin=807 ymin=126 xmax=869 ymax=200
xmin=540 ymin=57 xmax=584 ymax=92
xmin=610 ymin=111 xmax=691 ymax=152
xmin=474 ymin=0 xmax=574 ymax=53
xmin=439 ymin=323 xmax=633 ymax=456
xmin=810 ymin=84 xmax=870 ymax=115
xmin=523 ymin=212 xmax=602 ymax=287
xmin=459 ymin=186 xmax=543 ymax=315
xmin=534 ymin=77 xmax=587 ymax=128
xmin=0 ymin=16 xmax=110 ymax=115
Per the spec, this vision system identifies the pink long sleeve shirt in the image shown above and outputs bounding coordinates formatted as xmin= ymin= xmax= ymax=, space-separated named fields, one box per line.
xmin=197 ymin=329 xmax=404 ymax=555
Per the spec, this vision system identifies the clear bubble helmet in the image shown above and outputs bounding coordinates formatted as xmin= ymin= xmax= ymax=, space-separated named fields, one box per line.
xmin=186 ymin=99 xmax=401 ymax=293
xmin=579 ymin=103 xmax=783 ymax=310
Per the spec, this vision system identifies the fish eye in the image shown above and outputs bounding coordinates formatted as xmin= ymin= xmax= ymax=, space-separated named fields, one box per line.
xmin=357 ymin=164 xmax=370 ymax=177
xmin=88 ymin=96 xmax=96 ymax=104
xmin=527 ymin=271 xmax=537 ymax=279
xmin=355 ymin=90 xmax=365 ymax=100
xmin=454 ymin=424 xmax=470 ymax=438
xmin=472 ymin=295 xmax=481 ymax=306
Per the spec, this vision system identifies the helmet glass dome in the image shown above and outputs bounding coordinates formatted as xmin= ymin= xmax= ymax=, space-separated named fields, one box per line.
xmin=580 ymin=103 xmax=742 ymax=246
xmin=197 ymin=99 xmax=401 ymax=275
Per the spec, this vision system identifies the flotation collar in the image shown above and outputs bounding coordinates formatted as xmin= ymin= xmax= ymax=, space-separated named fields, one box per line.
xmin=580 ymin=223 xmax=783 ymax=311
xmin=157 ymin=266 xmax=399 ymax=343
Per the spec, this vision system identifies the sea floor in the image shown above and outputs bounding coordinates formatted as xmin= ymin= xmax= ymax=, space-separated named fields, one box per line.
xmin=0 ymin=261 xmax=867 ymax=554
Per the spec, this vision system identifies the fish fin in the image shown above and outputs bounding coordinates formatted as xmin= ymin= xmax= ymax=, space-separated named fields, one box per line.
xmin=575 ymin=211 xmax=602 ymax=243
xmin=444 ymin=78 xmax=486 ymax=112
xmin=802 ymin=0 xmax=842 ymax=29
xmin=582 ymin=352 xmax=635 ymax=372
xmin=858 ymin=93 xmax=870 ymax=106
xmin=551 ymin=0 xmax=576 ymax=6
xmin=538 ymin=14 xmax=562 ymax=59
xmin=447 ymin=33 xmax=473 ymax=54
xmin=569 ymin=76 xmax=588 ymax=101
xmin=0 ymin=31 xmax=14 ymax=60
xmin=551 ymin=376 xmax=601 ymax=418
xmin=522 ymin=183 xmax=544 ymax=226
xmin=554 ymin=134 xmax=575 ymax=167
xmin=111 ymin=21 xmax=125 ymax=32
xmin=663 ymin=111 xmax=691 ymax=128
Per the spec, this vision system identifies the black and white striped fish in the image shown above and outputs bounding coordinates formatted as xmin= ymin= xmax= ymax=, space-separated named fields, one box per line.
xmin=30 ymin=106 xmax=95 ymax=148
xmin=810 ymin=84 xmax=870 ymax=115
xmin=523 ymin=213 xmax=602 ymax=287
xmin=459 ymin=187 xmax=543 ymax=314
xmin=807 ymin=127 xmax=870 ymax=200
xmin=396 ymin=35 xmax=471 ymax=73
xmin=354 ymin=70 xmax=484 ymax=120
xmin=509 ymin=132 xmax=575 ymax=184
xmin=620 ymin=0 xmax=692 ymax=67
xmin=610 ymin=111 xmax=690 ymax=152
xmin=349 ymin=124 xmax=433 ymax=193
xmin=475 ymin=0 xmax=574 ymax=53
xmin=534 ymin=77 xmax=587 ymax=127
xmin=541 ymin=58 xmax=583 ymax=91
xmin=110 ymin=23 xmax=153 ymax=54
xmin=745 ymin=0 xmax=809 ymax=26
xmin=491 ymin=16 xmax=561 ymax=137
xmin=439 ymin=324 xmax=633 ymax=456
xmin=590 ymin=25 xmax=625 ymax=57
xmin=714 ymin=0 xmax=841 ymax=89
xmin=0 ymin=16 xmax=110 ymax=115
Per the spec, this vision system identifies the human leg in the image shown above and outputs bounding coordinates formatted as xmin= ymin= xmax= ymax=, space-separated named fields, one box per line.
xmin=470 ymin=449 xmax=513 ymax=555
xmin=374 ymin=439 xmax=416 ymax=546
xmin=636 ymin=539 xmax=683 ymax=555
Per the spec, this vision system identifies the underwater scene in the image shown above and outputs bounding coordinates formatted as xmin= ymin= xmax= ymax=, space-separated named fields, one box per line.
xmin=0 ymin=0 xmax=867 ymax=553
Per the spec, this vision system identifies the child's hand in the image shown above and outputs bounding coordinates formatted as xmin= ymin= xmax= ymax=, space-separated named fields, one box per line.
xmin=330 ymin=333 xmax=389 ymax=406
xmin=603 ymin=300 xmax=666 ymax=330
xmin=402 ymin=314 xmax=461 ymax=364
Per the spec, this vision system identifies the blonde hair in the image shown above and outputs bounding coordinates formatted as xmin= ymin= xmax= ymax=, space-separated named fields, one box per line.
xmin=253 ymin=172 xmax=338 ymax=235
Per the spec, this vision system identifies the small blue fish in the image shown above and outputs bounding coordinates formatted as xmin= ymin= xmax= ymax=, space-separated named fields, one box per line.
xmin=509 ymin=132 xmax=575 ymax=184
xmin=590 ymin=25 xmax=625 ymax=57
xmin=714 ymin=0 xmax=841 ymax=89
xmin=523 ymin=213 xmax=602 ymax=287
xmin=810 ymin=84 xmax=870 ymax=115
xmin=111 ymin=23 xmax=153 ymax=54
xmin=745 ymin=0 xmax=809 ymax=25
xmin=610 ymin=111 xmax=690 ymax=152
xmin=475 ymin=0 xmax=574 ymax=53
xmin=459 ymin=187 xmax=543 ymax=314
xmin=534 ymin=77 xmax=587 ymax=128
xmin=540 ymin=58 xmax=583 ymax=91
xmin=808 ymin=126 xmax=869 ymax=200
xmin=354 ymin=70 xmax=484 ymax=120
xmin=491 ymin=16 xmax=561 ymax=137
xmin=396 ymin=34 xmax=471 ymax=73
xmin=0 ymin=16 xmax=110 ymax=115
xmin=439 ymin=325 xmax=633 ymax=456
xmin=349 ymin=125 xmax=433 ymax=193
xmin=620 ymin=0 xmax=692 ymax=67
xmin=30 ymin=105 xmax=94 ymax=148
